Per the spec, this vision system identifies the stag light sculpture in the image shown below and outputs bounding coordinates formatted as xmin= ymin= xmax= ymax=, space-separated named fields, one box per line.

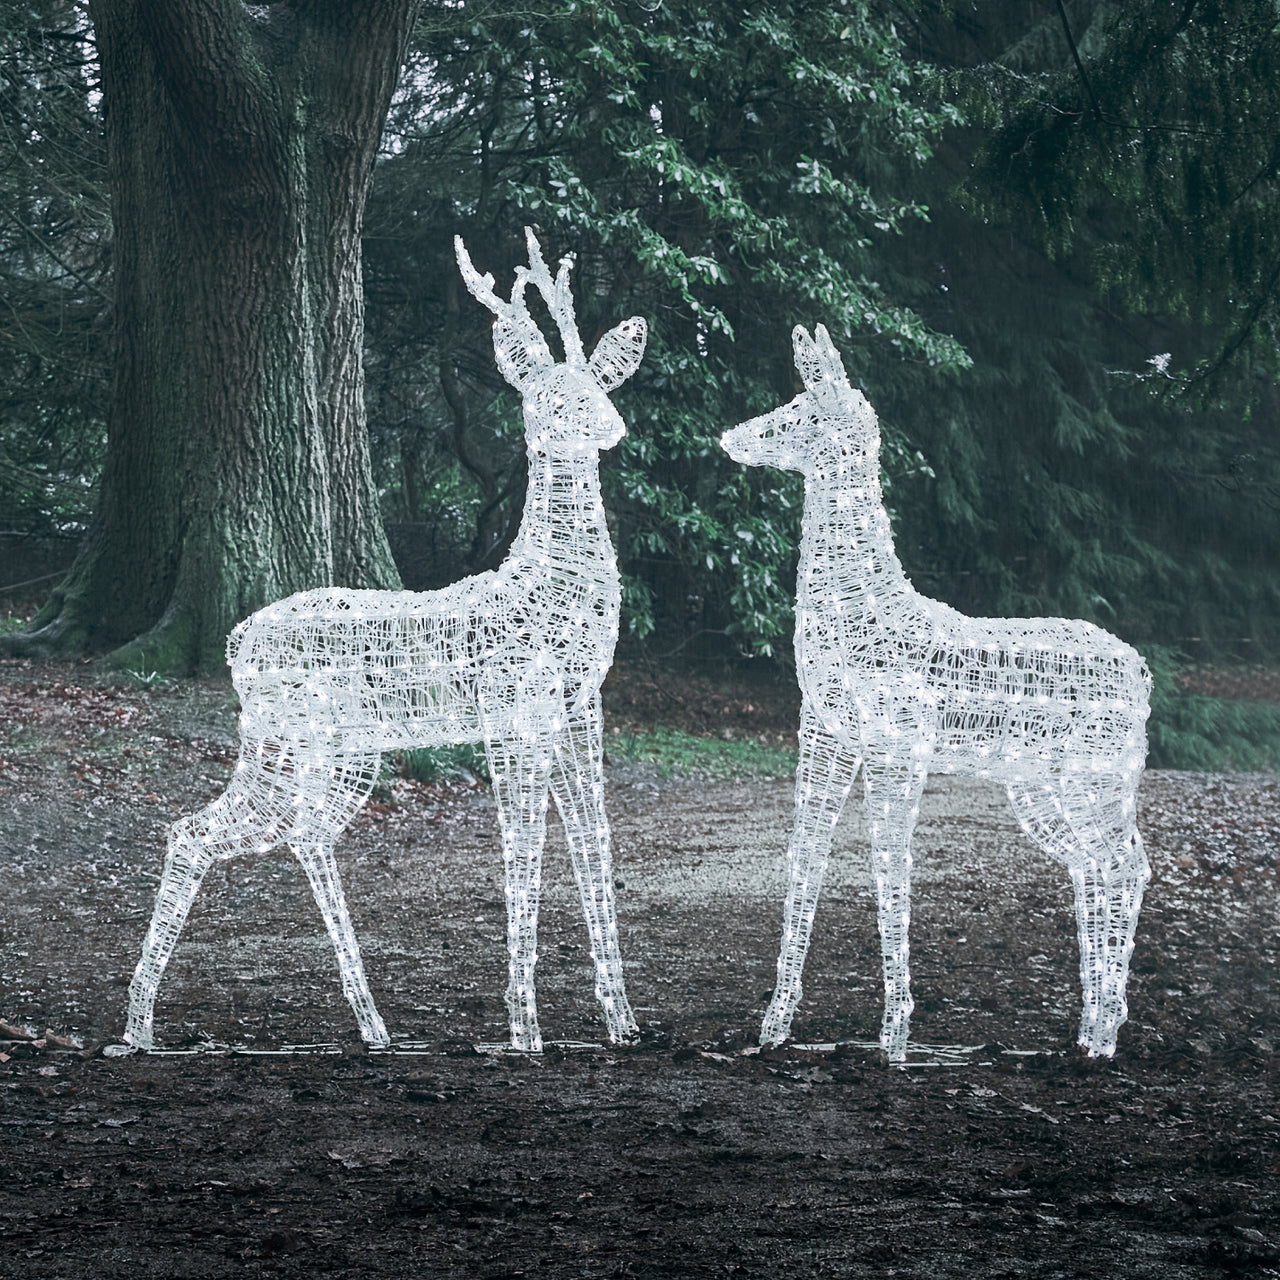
xmin=125 ymin=231 xmax=646 ymax=1053
xmin=721 ymin=325 xmax=1150 ymax=1061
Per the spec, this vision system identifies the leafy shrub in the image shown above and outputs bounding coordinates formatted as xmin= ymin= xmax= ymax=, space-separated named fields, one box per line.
xmin=1144 ymin=647 xmax=1280 ymax=771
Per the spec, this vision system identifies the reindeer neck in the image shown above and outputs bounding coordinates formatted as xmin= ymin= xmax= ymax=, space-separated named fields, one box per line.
xmin=509 ymin=446 xmax=615 ymax=574
xmin=799 ymin=437 xmax=912 ymax=609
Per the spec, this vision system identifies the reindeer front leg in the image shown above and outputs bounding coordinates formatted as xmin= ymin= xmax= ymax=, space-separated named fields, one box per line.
xmin=486 ymin=725 xmax=555 ymax=1052
xmin=762 ymin=704 xmax=861 ymax=1047
xmin=285 ymin=747 xmax=389 ymax=1047
xmin=549 ymin=693 xmax=638 ymax=1045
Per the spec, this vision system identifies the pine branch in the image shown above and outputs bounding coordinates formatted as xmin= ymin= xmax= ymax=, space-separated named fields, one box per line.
xmin=1053 ymin=0 xmax=1103 ymax=125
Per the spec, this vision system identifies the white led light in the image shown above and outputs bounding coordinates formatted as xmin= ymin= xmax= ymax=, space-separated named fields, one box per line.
xmin=722 ymin=324 xmax=1151 ymax=1061
xmin=125 ymin=231 xmax=646 ymax=1054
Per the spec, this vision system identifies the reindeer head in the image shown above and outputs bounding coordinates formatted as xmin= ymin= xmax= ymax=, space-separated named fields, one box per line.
xmin=720 ymin=324 xmax=877 ymax=476
xmin=456 ymin=229 xmax=647 ymax=458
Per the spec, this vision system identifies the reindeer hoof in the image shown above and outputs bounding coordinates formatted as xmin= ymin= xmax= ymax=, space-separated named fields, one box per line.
xmin=508 ymin=1027 xmax=544 ymax=1054
xmin=1080 ymin=1037 xmax=1118 ymax=1059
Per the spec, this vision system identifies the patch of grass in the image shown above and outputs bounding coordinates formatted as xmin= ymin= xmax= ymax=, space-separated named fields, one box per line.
xmin=1148 ymin=694 xmax=1280 ymax=771
xmin=123 ymin=668 xmax=170 ymax=689
xmin=0 ymin=614 xmax=30 ymax=636
xmin=607 ymin=725 xmax=797 ymax=779
xmin=373 ymin=731 xmax=798 ymax=794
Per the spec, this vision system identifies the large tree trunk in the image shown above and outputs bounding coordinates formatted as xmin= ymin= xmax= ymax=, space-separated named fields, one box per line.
xmin=11 ymin=0 xmax=416 ymax=673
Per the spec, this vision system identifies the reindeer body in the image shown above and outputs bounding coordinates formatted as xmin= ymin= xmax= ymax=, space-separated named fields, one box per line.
xmin=125 ymin=233 xmax=645 ymax=1053
xmin=231 ymin=450 xmax=621 ymax=752
xmin=723 ymin=325 xmax=1150 ymax=1060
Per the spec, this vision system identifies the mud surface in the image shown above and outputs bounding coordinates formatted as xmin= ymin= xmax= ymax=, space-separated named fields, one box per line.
xmin=2 ymin=659 xmax=1279 ymax=1277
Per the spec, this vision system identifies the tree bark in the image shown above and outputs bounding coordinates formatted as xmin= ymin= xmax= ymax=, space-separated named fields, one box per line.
xmin=11 ymin=0 xmax=416 ymax=673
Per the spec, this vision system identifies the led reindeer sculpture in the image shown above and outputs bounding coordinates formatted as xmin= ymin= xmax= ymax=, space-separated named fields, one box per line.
xmin=721 ymin=325 xmax=1151 ymax=1061
xmin=125 ymin=231 xmax=646 ymax=1053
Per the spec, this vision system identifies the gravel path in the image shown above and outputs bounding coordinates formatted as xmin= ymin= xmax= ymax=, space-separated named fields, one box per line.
xmin=2 ymin=662 xmax=1278 ymax=1277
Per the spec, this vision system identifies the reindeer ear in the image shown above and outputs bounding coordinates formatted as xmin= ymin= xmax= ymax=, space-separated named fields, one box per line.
xmin=588 ymin=316 xmax=647 ymax=390
xmin=792 ymin=325 xmax=825 ymax=389
xmin=813 ymin=324 xmax=851 ymax=388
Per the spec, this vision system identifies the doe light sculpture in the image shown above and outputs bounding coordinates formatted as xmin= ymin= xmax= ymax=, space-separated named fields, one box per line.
xmin=721 ymin=325 xmax=1151 ymax=1061
xmin=125 ymin=230 xmax=646 ymax=1053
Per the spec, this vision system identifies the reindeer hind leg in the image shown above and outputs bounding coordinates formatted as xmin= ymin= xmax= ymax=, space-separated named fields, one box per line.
xmin=125 ymin=821 xmax=217 ymax=1048
xmin=1100 ymin=822 xmax=1149 ymax=1048
xmin=1074 ymin=776 xmax=1149 ymax=1055
xmin=1006 ymin=776 xmax=1148 ymax=1056
xmin=125 ymin=768 xmax=291 ymax=1048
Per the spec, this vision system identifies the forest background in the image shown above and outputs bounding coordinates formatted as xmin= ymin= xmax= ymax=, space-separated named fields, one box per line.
xmin=1 ymin=0 xmax=1278 ymax=769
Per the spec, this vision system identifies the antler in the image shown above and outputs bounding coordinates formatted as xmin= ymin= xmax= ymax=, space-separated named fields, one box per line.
xmin=454 ymin=235 xmax=530 ymax=320
xmin=520 ymin=227 xmax=587 ymax=368
xmin=455 ymin=233 xmax=554 ymax=387
xmin=455 ymin=229 xmax=623 ymax=386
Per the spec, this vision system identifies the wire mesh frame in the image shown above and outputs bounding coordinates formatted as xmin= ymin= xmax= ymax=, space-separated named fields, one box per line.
xmin=124 ymin=231 xmax=647 ymax=1054
xmin=721 ymin=324 xmax=1151 ymax=1061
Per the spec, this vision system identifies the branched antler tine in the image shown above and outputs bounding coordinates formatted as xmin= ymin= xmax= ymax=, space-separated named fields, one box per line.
xmin=522 ymin=226 xmax=554 ymax=295
xmin=552 ymin=255 xmax=576 ymax=318
xmin=553 ymin=258 xmax=586 ymax=366
xmin=520 ymin=227 xmax=585 ymax=365
xmin=510 ymin=266 xmax=534 ymax=318
xmin=454 ymin=235 xmax=509 ymax=316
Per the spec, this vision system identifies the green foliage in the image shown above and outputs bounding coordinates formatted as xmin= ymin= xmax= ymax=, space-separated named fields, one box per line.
xmin=0 ymin=1 xmax=110 ymax=536
xmin=394 ymin=743 xmax=491 ymax=785
xmin=0 ymin=0 xmax=1276 ymax=737
xmin=365 ymin=0 xmax=967 ymax=648
xmin=972 ymin=0 xmax=1280 ymax=391
xmin=362 ymin=0 xmax=1280 ymax=666
xmin=1142 ymin=646 xmax=1280 ymax=771
xmin=872 ymin=2 xmax=1280 ymax=658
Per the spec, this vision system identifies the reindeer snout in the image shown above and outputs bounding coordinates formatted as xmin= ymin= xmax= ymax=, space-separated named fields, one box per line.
xmin=721 ymin=408 xmax=789 ymax=466
xmin=719 ymin=426 xmax=745 ymax=461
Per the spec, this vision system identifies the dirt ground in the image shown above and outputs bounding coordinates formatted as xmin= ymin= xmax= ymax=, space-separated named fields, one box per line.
xmin=2 ymin=656 xmax=1279 ymax=1278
